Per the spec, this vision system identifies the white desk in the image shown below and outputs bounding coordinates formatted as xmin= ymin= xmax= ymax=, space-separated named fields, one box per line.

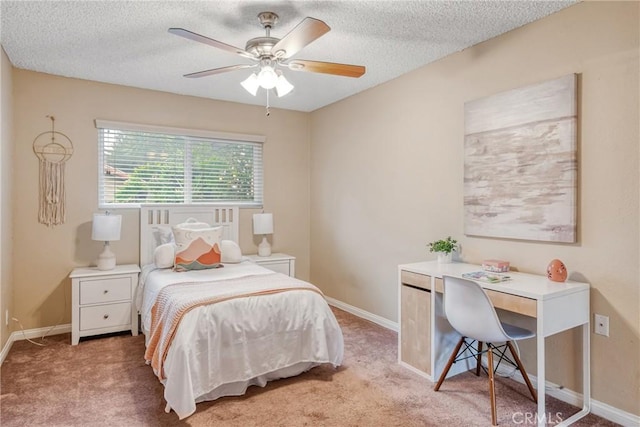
xmin=398 ymin=261 xmax=590 ymax=426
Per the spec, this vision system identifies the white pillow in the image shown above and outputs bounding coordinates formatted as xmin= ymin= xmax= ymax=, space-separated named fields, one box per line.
xmin=220 ymin=240 xmax=242 ymax=263
xmin=175 ymin=218 xmax=211 ymax=230
xmin=152 ymin=219 xmax=208 ymax=248
xmin=152 ymin=226 xmax=174 ymax=246
xmin=153 ymin=243 xmax=175 ymax=269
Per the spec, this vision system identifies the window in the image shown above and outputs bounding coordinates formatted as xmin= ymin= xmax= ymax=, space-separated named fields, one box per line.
xmin=96 ymin=120 xmax=264 ymax=208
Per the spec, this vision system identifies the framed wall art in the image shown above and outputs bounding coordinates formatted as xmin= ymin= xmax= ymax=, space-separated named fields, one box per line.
xmin=463 ymin=74 xmax=577 ymax=243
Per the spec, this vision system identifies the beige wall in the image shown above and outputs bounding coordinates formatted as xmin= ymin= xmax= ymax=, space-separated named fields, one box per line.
xmin=5 ymin=0 xmax=639 ymax=418
xmin=1 ymin=46 xmax=15 ymax=349
xmin=310 ymin=1 xmax=639 ymax=416
xmin=11 ymin=71 xmax=310 ymax=331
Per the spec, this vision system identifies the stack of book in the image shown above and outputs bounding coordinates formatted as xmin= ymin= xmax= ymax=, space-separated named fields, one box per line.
xmin=482 ymin=259 xmax=510 ymax=273
xmin=462 ymin=271 xmax=511 ymax=283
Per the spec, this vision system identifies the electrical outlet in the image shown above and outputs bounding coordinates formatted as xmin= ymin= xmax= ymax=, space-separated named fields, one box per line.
xmin=594 ymin=314 xmax=609 ymax=337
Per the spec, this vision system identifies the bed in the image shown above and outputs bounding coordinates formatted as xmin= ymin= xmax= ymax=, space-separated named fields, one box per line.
xmin=137 ymin=204 xmax=344 ymax=419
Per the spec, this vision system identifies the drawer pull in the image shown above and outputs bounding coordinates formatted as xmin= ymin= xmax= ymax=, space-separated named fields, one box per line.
xmin=103 ymin=314 xmax=109 ymax=319
xmin=103 ymin=290 xmax=109 ymax=294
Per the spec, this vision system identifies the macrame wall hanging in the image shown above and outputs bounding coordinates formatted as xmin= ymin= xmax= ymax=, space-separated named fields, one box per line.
xmin=32 ymin=116 xmax=73 ymax=227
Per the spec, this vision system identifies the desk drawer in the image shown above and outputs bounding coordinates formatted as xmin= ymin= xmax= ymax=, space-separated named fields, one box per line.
xmin=80 ymin=277 xmax=131 ymax=305
xmin=401 ymin=271 xmax=431 ymax=291
xmin=80 ymin=302 xmax=131 ymax=331
xmin=486 ymin=289 xmax=536 ymax=318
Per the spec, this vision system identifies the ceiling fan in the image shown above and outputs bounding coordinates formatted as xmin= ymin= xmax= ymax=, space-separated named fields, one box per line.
xmin=169 ymin=11 xmax=366 ymax=99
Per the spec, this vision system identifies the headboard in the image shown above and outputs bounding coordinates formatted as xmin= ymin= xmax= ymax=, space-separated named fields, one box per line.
xmin=140 ymin=204 xmax=239 ymax=266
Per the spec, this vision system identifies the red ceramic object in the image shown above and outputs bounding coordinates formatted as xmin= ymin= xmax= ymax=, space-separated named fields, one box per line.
xmin=547 ymin=259 xmax=568 ymax=282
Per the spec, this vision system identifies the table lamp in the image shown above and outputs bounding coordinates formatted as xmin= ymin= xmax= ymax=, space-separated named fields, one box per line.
xmin=253 ymin=213 xmax=273 ymax=257
xmin=92 ymin=212 xmax=122 ymax=270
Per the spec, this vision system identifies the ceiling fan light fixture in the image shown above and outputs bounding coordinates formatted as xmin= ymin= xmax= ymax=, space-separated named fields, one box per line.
xmin=275 ymin=73 xmax=294 ymax=97
xmin=241 ymin=73 xmax=260 ymax=96
xmin=170 ymin=12 xmax=366 ymax=110
xmin=257 ymin=65 xmax=278 ymax=89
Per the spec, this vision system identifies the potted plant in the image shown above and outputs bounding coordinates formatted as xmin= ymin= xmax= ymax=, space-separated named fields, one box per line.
xmin=427 ymin=236 xmax=458 ymax=263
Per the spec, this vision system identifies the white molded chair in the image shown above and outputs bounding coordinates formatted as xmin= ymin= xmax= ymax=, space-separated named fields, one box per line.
xmin=434 ymin=275 xmax=537 ymax=426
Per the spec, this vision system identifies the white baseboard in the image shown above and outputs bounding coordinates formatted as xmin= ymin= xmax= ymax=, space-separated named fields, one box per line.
xmin=589 ymin=398 xmax=640 ymax=427
xmin=522 ymin=373 xmax=638 ymax=426
xmin=325 ymin=296 xmax=398 ymax=332
xmin=2 ymin=307 xmax=638 ymax=425
xmin=0 ymin=335 xmax=13 ymax=365
xmin=14 ymin=323 xmax=71 ymax=340
xmin=0 ymin=323 xmax=71 ymax=365
xmin=493 ymin=355 xmax=640 ymax=426
xmin=328 ymin=297 xmax=638 ymax=426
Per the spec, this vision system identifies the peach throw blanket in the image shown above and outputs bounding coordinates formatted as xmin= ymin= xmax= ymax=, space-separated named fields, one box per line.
xmin=144 ymin=273 xmax=323 ymax=380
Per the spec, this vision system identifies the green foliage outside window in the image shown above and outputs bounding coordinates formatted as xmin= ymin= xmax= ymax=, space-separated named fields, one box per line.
xmin=100 ymin=128 xmax=261 ymax=206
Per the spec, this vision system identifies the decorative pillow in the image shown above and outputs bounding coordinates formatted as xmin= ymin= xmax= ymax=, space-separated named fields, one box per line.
xmin=172 ymin=225 xmax=223 ymax=271
xmin=220 ymin=240 xmax=242 ymax=263
xmin=175 ymin=218 xmax=211 ymax=230
xmin=153 ymin=243 xmax=175 ymax=269
xmin=152 ymin=226 xmax=174 ymax=247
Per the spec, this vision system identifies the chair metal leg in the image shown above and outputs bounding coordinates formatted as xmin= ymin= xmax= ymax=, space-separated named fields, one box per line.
xmin=487 ymin=344 xmax=498 ymax=426
xmin=476 ymin=341 xmax=484 ymax=376
xmin=434 ymin=336 xmax=466 ymax=391
xmin=506 ymin=341 xmax=538 ymax=403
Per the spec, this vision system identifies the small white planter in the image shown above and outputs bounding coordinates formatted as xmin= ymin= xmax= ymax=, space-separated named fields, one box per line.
xmin=437 ymin=252 xmax=452 ymax=264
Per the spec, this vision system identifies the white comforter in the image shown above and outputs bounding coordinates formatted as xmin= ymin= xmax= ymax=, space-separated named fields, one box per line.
xmin=137 ymin=261 xmax=344 ymax=419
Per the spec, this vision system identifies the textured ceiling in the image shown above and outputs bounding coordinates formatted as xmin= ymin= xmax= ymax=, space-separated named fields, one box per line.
xmin=0 ymin=1 xmax=576 ymax=112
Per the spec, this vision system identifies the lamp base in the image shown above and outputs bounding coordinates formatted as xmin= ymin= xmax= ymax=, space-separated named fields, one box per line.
xmin=97 ymin=242 xmax=116 ymax=270
xmin=257 ymin=235 xmax=271 ymax=257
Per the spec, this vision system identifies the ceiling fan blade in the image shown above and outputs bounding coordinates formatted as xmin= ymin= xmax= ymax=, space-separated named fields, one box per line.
xmin=184 ymin=64 xmax=255 ymax=78
xmin=169 ymin=28 xmax=256 ymax=60
xmin=271 ymin=17 xmax=330 ymax=59
xmin=286 ymin=60 xmax=365 ymax=78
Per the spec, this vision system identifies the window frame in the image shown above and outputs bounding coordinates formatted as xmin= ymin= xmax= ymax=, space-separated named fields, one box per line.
xmin=95 ymin=120 xmax=265 ymax=209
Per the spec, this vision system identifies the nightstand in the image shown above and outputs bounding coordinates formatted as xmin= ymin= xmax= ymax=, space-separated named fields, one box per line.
xmin=247 ymin=253 xmax=296 ymax=277
xmin=70 ymin=264 xmax=140 ymax=345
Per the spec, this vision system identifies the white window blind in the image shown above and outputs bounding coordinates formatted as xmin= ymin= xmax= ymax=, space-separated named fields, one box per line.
xmin=96 ymin=120 xmax=264 ymax=208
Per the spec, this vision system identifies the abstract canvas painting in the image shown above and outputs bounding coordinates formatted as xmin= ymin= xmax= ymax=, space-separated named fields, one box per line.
xmin=464 ymin=74 xmax=577 ymax=242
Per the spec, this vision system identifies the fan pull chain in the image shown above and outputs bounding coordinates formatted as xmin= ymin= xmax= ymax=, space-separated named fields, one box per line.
xmin=266 ymin=89 xmax=271 ymax=117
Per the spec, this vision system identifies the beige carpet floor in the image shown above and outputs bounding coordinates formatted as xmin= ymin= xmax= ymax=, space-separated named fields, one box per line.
xmin=0 ymin=307 xmax=616 ymax=426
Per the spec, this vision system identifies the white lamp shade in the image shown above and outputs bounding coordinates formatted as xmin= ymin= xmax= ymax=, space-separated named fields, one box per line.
xmin=275 ymin=74 xmax=294 ymax=97
xmin=92 ymin=213 xmax=122 ymax=242
xmin=253 ymin=213 xmax=274 ymax=235
xmin=241 ymin=73 xmax=259 ymax=96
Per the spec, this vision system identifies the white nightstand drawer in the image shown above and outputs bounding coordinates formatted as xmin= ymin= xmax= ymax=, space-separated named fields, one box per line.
xmin=260 ymin=261 xmax=290 ymax=275
xmin=70 ymin=264 xmax=140 ymax=345
xmin=80 ymin=302 xmax=132 ymax=331
xmin=80 ymin=277 xmax=131 ymax=305
xmin=246 ymin=253 xmax=296 ymax=278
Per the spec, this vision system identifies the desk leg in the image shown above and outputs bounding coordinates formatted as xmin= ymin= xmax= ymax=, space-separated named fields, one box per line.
xmin=583 ymin=321 xmax=592 ymax=413
xmin=558 ymin=322 xmax=591 ymax=426
xmin=536 ymin=324 xmax=546 ymax=427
